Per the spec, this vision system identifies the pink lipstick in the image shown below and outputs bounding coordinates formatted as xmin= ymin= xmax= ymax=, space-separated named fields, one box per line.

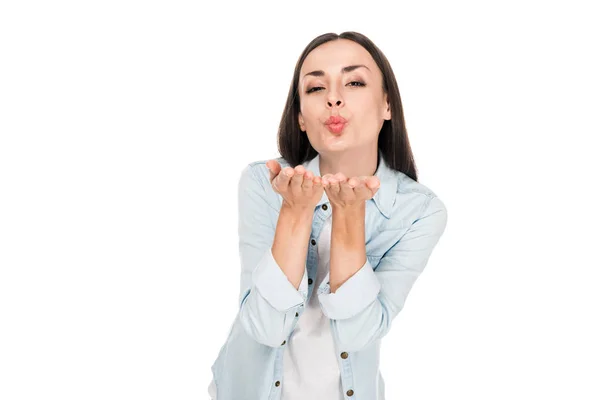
xmin=325 ymin=115 xmax=347 ymax=134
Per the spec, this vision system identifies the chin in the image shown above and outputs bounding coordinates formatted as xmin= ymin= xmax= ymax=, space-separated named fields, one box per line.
xmin=319 ymin=142 xmax=353 ymax=154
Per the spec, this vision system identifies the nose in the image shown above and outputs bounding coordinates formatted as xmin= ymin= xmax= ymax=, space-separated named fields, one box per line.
xmin=326 ymin=88 xmax=343 ymax=108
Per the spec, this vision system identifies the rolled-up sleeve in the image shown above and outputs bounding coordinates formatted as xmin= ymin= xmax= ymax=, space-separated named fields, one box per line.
xmin=317 ymin=259 xmax=381 ymax=320
xmin=317 ymin=195 xmax=448 ymax=352
xmin=252 ymin=247 xmax=308 ymax=311
xmin=237 ymin=164 xmax=308 ymax=348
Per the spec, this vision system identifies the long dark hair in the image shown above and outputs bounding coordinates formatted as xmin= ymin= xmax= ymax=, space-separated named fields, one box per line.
xmin=277 ymin=31 xmax=418 ymax=182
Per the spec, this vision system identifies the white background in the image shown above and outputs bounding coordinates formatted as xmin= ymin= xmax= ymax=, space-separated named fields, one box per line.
xmin=1 ymin=1 xmax=599 ymax=399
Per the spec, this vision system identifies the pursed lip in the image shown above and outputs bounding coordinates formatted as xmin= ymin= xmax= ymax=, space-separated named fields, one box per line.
xmin=324 ymin=115 xmax=347 ymax=125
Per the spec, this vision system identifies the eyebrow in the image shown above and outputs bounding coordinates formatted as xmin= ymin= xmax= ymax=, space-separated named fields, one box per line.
xmin=303 ymin=64 xmax=370 ymax=78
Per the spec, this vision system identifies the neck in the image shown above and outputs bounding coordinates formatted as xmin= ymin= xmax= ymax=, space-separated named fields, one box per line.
xmin=319 ymin=145 xmax=380 ymax=179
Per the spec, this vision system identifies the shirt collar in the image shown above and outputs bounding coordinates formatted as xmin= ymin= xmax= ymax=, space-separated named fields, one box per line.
xmin=303 ymin=148 xmax=397 ymax=219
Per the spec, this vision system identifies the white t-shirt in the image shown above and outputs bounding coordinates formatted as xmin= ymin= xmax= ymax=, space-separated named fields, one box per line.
xmin=208 ymin=214 xmax=343 ymax=400
xmin=281 ymin=214 xmax=343 ymax=399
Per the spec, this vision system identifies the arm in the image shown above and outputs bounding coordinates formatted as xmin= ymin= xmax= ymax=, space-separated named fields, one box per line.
xmin=328 ymin=205 xmax=367 ymax=294
xmin=318 ymin=196 xmax=448 ymax=352
xmin=237 ymin=164 xmax=311 ymax=348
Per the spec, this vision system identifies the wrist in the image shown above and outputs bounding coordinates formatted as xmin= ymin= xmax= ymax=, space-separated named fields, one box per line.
xmin=280 ymin=202 xmax=314 ymax=224
xmin=331 ymin=203 xmax=366 ymax=219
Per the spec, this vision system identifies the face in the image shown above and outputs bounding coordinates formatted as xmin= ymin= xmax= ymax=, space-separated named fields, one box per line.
xmin=297 ymin=39 xmax=391 ymax=155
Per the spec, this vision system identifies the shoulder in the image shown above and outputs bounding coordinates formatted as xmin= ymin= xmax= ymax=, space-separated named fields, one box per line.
xmin=247 ymin=156 xmax=291 ymax=173
xmin=395 ymin=170 xmax=439 ymax=199
xmin=389 ymin=170 xmax=447 ymax=224
xmin=241 ymin=156 xmax=290 ymax=187
xmin=238 ymin=157 xmax=288 ymax=210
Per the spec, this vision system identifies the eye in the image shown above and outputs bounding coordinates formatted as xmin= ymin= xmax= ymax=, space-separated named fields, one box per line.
xmin=305 ymin=81 xmax=366 ymax=94
xmin=348 ymin=81 xmax=366 ymax=87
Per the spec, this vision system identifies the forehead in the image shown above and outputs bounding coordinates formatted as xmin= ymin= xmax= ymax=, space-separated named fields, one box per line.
xmin=299 ymin=39 xmax=376 ymax=77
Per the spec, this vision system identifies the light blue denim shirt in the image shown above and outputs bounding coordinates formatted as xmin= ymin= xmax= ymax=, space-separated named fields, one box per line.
xmin=210 ymin=149 xmax=448 ymax=400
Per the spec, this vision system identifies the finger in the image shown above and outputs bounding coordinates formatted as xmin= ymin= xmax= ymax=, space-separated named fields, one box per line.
xmin=301 ymin=170 xmax=314 ymax=190
xmin=321 ymin=173 xmax=334 ymax=188
xmin=353 ymin=179 xmax=371 ymax=200
xmin=328 ymin=175 xmax=343 ymax=195
xmin=366 ymin=176 xmax=380 ymax=190
xmin=290 ymin=165 xmax=306 ymax=196
xmin=266 ymin=160 xmax=281 ymax=184
xmin=357 ymin=176 xmax=374 ymax=188
xmin=313 ymin=175 xmax=322 ymax=186
xmin=334 ymin=172 xmax=347 ymax=181
xmin=276 ymin=166 xmax=294 ymax=189
xmin=347 ymin=177 xmax=360 ymax=189
xmin=365 ymin=177 xmax=381 ymax=196
xmin=339 ymin=178 xmax=355 ymax=199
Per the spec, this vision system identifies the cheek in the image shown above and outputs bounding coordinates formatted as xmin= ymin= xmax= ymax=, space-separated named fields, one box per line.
xmin=363 ymin=94 xmax=387 ymax=116
xmin=351 ymin=98 xmax=380 ymax=120
xmin=300 ymin=102 xmax=320 ymax=124
xmin=348 ymin=91 xmax=378 ymax=108
xmin=349 ymin=99 xmax=386 ymax=133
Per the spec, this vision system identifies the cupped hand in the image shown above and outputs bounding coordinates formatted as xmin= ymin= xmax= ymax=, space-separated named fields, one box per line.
xmin=321 ymin=172 xmax=380 ymax=209
xmin=266 ymin=160 xmax=324 ymax=211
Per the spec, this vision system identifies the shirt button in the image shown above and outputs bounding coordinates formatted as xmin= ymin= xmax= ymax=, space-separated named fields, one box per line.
xmin=340 ymin=352 xmax=348 ymax=359
xmin=311 ymin=239 xmax=316 ymax=245
xmin=295 ymin=312 xmax=298 ymax=317
xmin=308 ymin=278 xmax=313 ymax=285
xmin=346 ymin=389 xmax=354 ymax=396
xmin=275 ymin=381 xmax=280 ymax=387
xmin=322 ymin=204 xmax=328 ymax=210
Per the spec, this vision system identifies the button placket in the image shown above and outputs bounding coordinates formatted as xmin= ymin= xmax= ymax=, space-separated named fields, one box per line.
xmin=339 ymin=351 xmax=353 ymax=396
xmin=308 ymin=235 xmax=317 ymax=287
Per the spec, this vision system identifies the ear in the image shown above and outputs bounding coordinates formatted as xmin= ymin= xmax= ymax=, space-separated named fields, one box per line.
xmin=383 ymin=94 xmax=391 ymax=121
xmin=298 ymin=113 xmax=305 ymax=131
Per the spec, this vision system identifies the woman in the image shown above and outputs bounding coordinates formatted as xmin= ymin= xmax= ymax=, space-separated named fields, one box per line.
xmin=208 ymin=31 xmax=448 ymax=400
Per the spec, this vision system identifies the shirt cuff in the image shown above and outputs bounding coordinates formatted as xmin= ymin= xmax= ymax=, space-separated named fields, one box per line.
xmin=318 ymin=259 xmax=381 ymax=320
xmin=252 ymin=247 xmax=308 ymax=312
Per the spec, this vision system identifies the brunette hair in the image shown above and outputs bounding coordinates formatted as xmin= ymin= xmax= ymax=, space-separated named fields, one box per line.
xmin=277 ymin=31 xmax=418 ymax=182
